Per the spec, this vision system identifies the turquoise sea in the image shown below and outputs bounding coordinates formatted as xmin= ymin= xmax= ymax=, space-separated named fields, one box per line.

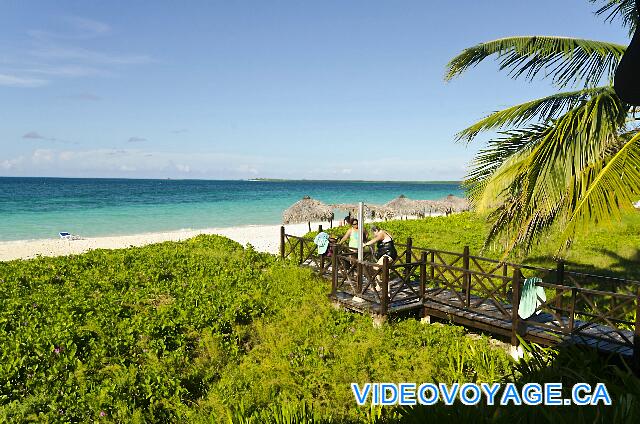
xmin=0 ymin=177 xmax=464 ymax=241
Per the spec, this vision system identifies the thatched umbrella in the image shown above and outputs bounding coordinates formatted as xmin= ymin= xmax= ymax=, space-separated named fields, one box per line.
xmin=442 ymin=195 xmax=470 ymax=213
xmin=412 ymin=196 xmax=470 ymax=216
xmin=416 ymin=199 xmax=447 ymax=215
xmin=384 ymin=195 xmax=424 ymax=218
xmin=332 ymin=203 xmax=395 ymax=221
xmin=369 ymin=204 xmax=395 ymax=220
xmin=283 ymin=196 xmax=334 ymax=231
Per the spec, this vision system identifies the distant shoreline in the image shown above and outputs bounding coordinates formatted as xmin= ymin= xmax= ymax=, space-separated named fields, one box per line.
xmin=1 ymin=176 xmax=462 ymax=184
xmin=247 ymin=178 xmax=462 ymax=184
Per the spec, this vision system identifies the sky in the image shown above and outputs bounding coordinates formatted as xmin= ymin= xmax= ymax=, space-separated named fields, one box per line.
xmin=0 ymin=0 xmax=632 ymax=181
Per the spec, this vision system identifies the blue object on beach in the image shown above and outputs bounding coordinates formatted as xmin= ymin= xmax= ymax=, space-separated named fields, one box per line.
xmin=314 ymin=232 xmax=330 ymax=255
xmin=518 ymin=277 xmax=546 ymax=320
xmin=59 ymin=232 xmax=82 ymax=240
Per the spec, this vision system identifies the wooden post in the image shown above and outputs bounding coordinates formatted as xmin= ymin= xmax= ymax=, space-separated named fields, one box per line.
xmin=511 ymin=269 xmax=522 ymax=347
xmin=568 ymin=287 xmax=577 ymax=335
xmin=299 ymin=238 xmax=304 ymax=265
xmin=420 ymin=252 xmax=427 ymax=301
xmin=405 ymin=237 xmax=413 ymax=281
xmin=357 ymin=262 xmax=363 ymax=295
xmin=406 ymin=237 xmax=413 ymax=264
xmin=280 ymin=226 xmax=285 ymax=259
xmin=502 ymin=263 xmax=508 ymax=298
xmin=331 ymin=244 xmax=338 ymax=297
xmin=381 ymin=256 xmax=389 ymax=314
xmin=430 ymin=251 xmax=435 ymax=286
xmin=463 ymin=246 xmax=471 ymax=308
xmin=555 ymin=260 xmax=565 ymax=312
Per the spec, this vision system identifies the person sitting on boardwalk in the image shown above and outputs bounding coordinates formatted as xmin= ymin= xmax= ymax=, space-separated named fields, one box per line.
xmin=339 ymin=218 xmax=367 ymax=251
xmin=364 ymin=225 xmax=397 ymax=265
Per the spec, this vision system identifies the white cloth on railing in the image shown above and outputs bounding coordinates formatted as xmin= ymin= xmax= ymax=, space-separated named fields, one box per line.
xmin=518 ymin=277 xmax=546 ymax=320
xmin=313 ymin=232 xmax=330 ymax=255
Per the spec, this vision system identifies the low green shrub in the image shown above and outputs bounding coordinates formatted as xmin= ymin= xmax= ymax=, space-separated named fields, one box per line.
xmin=0 ymin=234 xmax=512 ymax=422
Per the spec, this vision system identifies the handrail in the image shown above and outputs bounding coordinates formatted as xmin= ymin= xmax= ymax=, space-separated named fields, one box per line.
xmin=281 ymin=231 xmax=640 ymax=286
xmin=281 ymin=227 xmax=639 ymax=366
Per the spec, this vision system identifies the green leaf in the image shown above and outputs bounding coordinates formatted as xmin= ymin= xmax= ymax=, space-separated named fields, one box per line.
xmin=446 ymin=36 xmax=626 ymax=88
xmin=457 ymin=86 xmax=612 ymax=142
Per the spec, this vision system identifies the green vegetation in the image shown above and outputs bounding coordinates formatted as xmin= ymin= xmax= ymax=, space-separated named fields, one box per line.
xmin=0 ymin=234 xmax=513 ymax=422
xmin=2 ymin=210 xmax=639 ymax=422
xmin=446 ymin=0 xmax=640 ymax=253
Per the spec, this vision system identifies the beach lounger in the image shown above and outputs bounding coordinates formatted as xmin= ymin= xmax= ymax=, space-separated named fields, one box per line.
xmin=59 ymin=232 xmax=82 ymax=240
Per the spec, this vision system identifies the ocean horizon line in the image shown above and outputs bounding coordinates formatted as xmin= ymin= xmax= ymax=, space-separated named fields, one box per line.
xmin=0 ymin=176 xmax=462 ymax=184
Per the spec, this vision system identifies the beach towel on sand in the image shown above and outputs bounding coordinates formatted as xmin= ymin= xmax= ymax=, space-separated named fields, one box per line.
xmin=314 ymin=232 xmax=330 ymax=255
xmin=518 ymin=277 xmax=546 ymax=320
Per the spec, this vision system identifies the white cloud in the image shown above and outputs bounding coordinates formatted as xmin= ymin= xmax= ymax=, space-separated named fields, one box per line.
xmin=236 ymin=164 xmax=259 ymax=175
xmin=28 ymin=17 xmax=111 ymax=40
xmin=30 ymin=45 xmax=153 ymax=65
xmin=23 ymin=131 xmax=48 ymax=140
xmin=1 ymin=16 xmax=153 ymax=89
xmin=0 ymin=73 xmax=47 ymax=87
xmin=31 ymin=149 xmax=55 ymax=164
xmin=27 ymin=65 xmax=108 ymax=77
xmin=1 ymin=157 xmax=24 ymax=170
xmin=64 ymin=16 xmax=111 ymax=36
xmin=127 ymin=137 xmax=147 ymax=143
xmin=0 ymin=148 xmax=468 ymax=181
xmin=22 ymin=131 xmax=74 ymax=144
xmin=63 ymin=92 xmax=101 ymax=101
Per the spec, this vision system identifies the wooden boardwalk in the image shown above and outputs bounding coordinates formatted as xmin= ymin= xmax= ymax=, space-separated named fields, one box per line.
xmin=280 ymin=228 xmax=640 ymax=365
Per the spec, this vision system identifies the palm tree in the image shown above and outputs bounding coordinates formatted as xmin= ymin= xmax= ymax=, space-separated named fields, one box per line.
xmin=445 ymin=0 xmax=640 ymax=254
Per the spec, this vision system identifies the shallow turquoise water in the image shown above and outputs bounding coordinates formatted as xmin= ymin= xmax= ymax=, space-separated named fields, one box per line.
xmin=0 ymin=178 xmax=464 ymax=241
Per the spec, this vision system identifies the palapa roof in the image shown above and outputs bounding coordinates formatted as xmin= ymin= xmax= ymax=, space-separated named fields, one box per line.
xmin=384 ymin=195 xmax=425 ymax=216
xmin=415 ymin=199 xmax=448 ymax=213
xmin=331 ymin=203 xmax=394 ymax=220
xmin=283 ymin=196 xmax=334 ymax=224
xmin=442 ymin=195 xmax=471 ymax=212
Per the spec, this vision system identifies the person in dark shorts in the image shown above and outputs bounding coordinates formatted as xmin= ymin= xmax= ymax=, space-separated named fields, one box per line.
xmin=364 ymin=225 xmax=397 ymax=264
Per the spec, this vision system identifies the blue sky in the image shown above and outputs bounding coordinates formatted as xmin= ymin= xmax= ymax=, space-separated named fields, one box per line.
xmin=0 ymin=1 xmax=631 ymax=180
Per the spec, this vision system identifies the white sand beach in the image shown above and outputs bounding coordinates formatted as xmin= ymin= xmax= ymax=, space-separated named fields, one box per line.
xmin=0 ymin=221 xmax=334 ymax=262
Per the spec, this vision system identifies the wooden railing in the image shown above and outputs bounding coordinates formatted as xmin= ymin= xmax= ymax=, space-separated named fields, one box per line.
xmin=280 ymin=228 xmax=640 ymax=363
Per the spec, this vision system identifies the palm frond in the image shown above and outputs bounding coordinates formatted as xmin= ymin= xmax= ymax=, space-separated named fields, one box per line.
xmin=485 ymin=193 xmax=565 ymax=255
xmin=591 ymin=0 xmax=639 ymax=36
xmin=472 ymin=89 xmax=630 ymax=253
xmin=475 ymin=87 xmax=627 ymax=211
xmin=446 ymin=36 xmax=626 ymax=88
xmin=565 ymin=131 xmax=640 ymax=236
xmin=457 ymin=86 xmax=611 ymax=142
xmin=464 ymin=125 xmax=550 ymax=204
